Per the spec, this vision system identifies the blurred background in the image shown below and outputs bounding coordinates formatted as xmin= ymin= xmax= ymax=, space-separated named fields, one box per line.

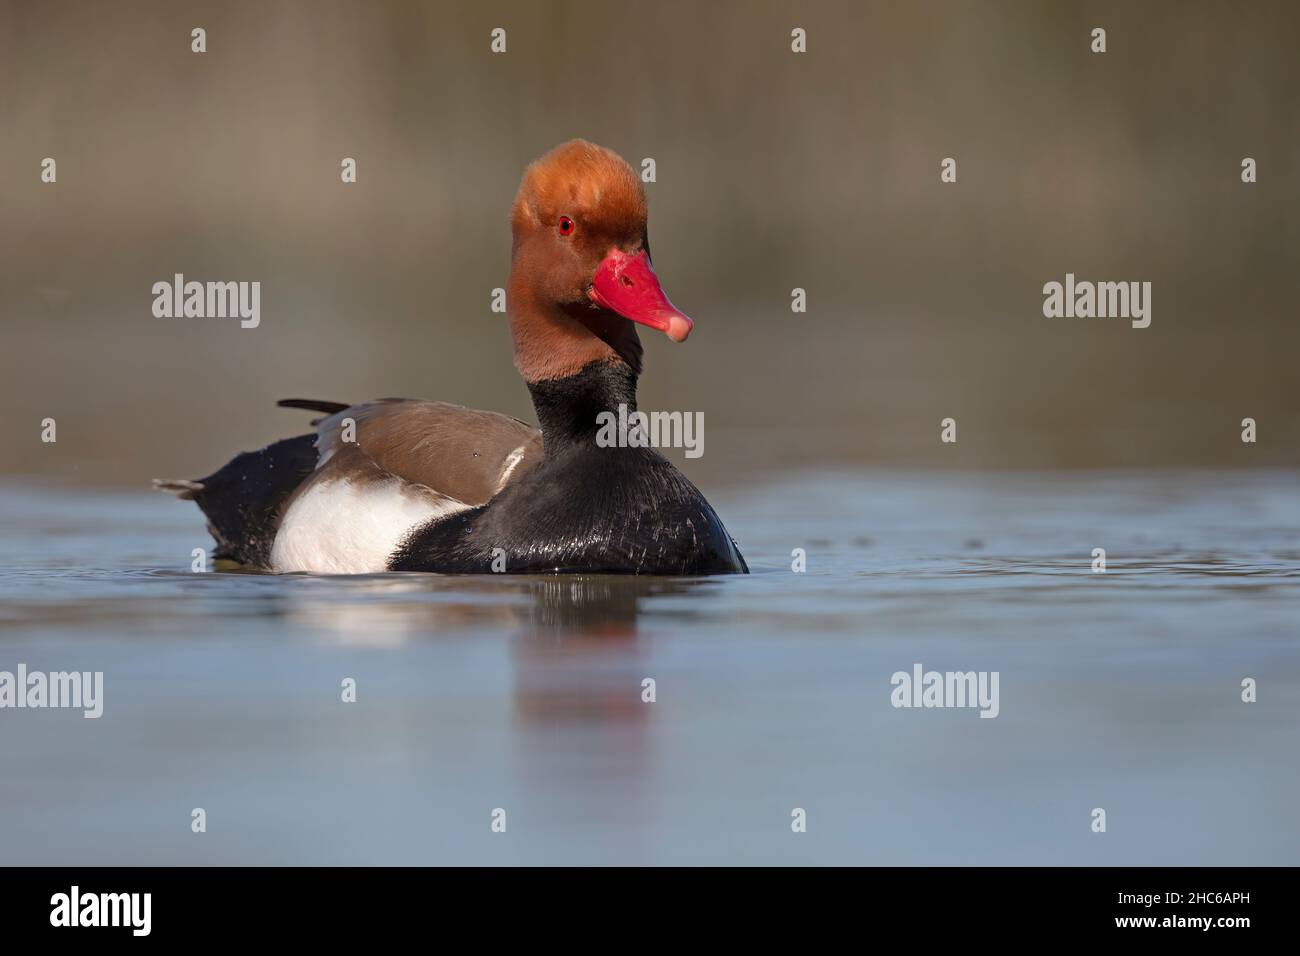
xmin=2 ymin=0 xmax=1297 ymax=486
xmin=2 ymin=0 xmax=1298 ymax=870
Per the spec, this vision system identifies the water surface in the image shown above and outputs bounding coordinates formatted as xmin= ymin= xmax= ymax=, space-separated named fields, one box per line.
xmin=0 ymin=470 xmax=1296 ymax=865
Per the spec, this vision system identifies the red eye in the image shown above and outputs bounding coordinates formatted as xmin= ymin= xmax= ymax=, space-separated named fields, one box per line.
xmin=558 ymin=215 xmax=575 ymax=236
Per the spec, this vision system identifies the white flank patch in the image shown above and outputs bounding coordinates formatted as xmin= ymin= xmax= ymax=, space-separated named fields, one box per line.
xmin=496 ymin=445 xmax=528 ymax=492
xmin=269 ymin=478 xmax=467 ymax=574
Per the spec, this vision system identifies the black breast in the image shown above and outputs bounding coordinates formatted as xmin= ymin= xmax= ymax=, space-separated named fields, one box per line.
xmin=389 ymin=446 xmax=747 ymax=574
xmin=390 ymin=359 xmax=747 ymax=575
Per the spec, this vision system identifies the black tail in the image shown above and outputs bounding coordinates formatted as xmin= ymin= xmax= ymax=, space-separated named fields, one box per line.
xmin=277 ymin=398 xmax=350 ymax=414
xmin=277 ymin=399 xmax=352 ymax=427
xmin=156 ymin=434 xmax=319 ymax=567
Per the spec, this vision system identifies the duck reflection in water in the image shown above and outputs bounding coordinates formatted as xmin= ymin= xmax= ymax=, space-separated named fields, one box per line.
xmin=511 ymin=575 xmax=706 ymax=722
xmin=509 ymin=575 xmax=711 ymax=847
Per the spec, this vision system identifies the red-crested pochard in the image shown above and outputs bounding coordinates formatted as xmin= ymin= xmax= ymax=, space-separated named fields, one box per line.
xmin=157 ymin=140 xmax=747 ymax=575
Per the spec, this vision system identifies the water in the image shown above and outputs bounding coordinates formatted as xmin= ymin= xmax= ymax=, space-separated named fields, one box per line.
xmin=1 ymin=470 xmax=1296 ymax=865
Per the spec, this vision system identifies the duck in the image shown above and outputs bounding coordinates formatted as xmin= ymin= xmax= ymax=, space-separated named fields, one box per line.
xmin=157 ymin=140 xmax=748 ymax=576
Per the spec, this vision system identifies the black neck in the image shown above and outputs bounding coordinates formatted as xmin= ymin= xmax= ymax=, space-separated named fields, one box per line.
xmin=527 ymin=360 xmax=638 ymax=454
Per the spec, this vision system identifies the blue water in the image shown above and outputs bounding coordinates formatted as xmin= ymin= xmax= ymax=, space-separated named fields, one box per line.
xmin=0 ymin=470 xmax=1296 ymax=864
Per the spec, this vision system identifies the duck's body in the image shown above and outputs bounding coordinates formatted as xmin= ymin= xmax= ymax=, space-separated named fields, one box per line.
xmin=159 ymin=140 xmax=747 ymax=576
xmin=390 ymin=360 xmax=744 ymax=574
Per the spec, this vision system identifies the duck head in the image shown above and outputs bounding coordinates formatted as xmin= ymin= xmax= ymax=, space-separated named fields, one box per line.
xmin=508 ymin=140 xmax=693 ymax=384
